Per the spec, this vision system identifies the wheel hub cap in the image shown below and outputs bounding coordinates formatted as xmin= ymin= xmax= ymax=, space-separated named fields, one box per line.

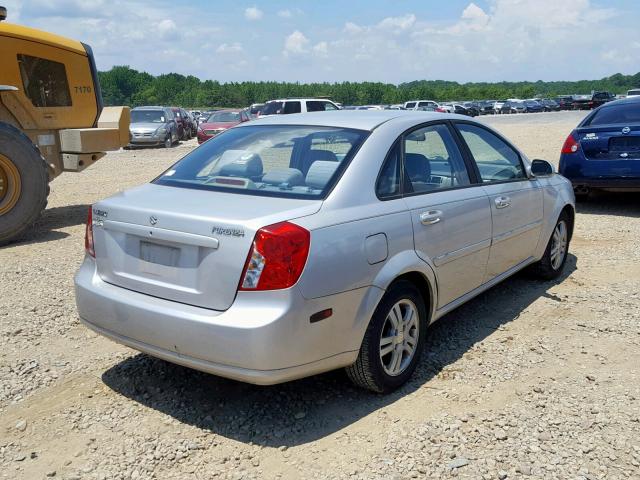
xmin=379 ymin=299 xmax=419 ymax=377
xmin=0 ymin=154 xmax=21 ymax=216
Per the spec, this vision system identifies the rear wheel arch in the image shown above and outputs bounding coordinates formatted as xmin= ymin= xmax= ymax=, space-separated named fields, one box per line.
xmin=390 ymin=271 xmax=434 ymax=324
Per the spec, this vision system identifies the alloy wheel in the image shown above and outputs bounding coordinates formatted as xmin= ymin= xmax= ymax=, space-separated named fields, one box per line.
xmin=379 ymin=299 xmax=419 ymax=376
xmin=550 ymin=220 xmax=568 ymax=270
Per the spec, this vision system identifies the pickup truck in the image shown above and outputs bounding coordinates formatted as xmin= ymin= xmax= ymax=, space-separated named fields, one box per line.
xmin=572 ymin=91 xmax=616 ymax=110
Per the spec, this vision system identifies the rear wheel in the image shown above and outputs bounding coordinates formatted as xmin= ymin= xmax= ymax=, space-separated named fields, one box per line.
xmin=0 ymin=123 xmax=49 ymax=246
xmin=346 ymin=280 xmax=427 ymax=393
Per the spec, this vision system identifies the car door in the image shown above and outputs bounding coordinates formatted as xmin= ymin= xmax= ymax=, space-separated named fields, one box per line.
xmin=400 ymin=123 xmax=492 ymax=309
xmin=454 ymin=122 xmax=543 ymax=281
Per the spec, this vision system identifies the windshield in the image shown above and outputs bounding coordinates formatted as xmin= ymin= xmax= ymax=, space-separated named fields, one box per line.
xmin=207 ymin=111 xmax=241 ymax=123
xmin=261 ymin=102 xmax=284 ymax=115
xmin=131 ymin=110 xmax=166 ymax=123
xmin=586 ymin=102 xmax=640 ymax=125
xmin=154 ymin=125 xmax=368 ymax=199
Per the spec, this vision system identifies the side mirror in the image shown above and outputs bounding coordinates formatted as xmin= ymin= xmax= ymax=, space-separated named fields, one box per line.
xmin=530 ymin=159 xmax=554 ymax=177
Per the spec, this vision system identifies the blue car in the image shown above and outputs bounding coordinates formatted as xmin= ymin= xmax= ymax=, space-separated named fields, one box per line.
xmin=559 ymin=96 xmax=640 ymax=199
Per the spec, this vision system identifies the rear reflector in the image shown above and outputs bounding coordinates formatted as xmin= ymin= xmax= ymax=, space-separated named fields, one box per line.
xmin=310 ymin=308 xmax=333 ymax=323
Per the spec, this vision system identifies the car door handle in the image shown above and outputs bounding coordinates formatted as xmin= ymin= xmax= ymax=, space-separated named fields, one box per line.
xmin=420 ymin=210 xmax=442 ymax=225
xmin=494 ymin=196 xmax=511 ymax=209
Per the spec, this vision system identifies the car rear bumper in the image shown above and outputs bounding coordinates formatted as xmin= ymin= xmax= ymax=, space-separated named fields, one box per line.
xmin=569 ymin=177 xmax=640 ymax=192
xmin=74 ymin=257 xmax=368 ymax=384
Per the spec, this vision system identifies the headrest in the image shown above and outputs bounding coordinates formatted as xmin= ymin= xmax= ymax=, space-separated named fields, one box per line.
xmin=262 ymin=168 xmax=304 ymax=187
xmin=404 ymin=153 xmax=431 ymax=182
xmin=308 ymin=149 xmax=338 ymax=163
xmin=219 ymin=153 xmax=263 ymax=178
xmin=305 ymin=161 xmax=340 ymax=190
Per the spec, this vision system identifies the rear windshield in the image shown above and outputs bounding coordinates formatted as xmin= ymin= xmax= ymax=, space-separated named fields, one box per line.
xmin=131 ymin=110 xmax=166 ymax=123
xmin=154 ymin=125 xmax=368 ymax=199
xmin=207 ymin=111 xmax=240 ymax=123
xmin=585 ymin=103 xmax=640 ymax=126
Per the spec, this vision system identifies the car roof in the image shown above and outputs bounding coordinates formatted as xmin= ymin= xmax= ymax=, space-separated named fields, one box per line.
xmin=599 ymin=95 xmax=640 ymax=107
xmin=132 ymin=106 xmax=167 ymax=110
xmin=240 ymin=110 xmax=462 ymax=131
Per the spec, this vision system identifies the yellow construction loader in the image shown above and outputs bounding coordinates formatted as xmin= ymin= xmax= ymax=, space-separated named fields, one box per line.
xmin=0 ymin=6 xmax=129 ymax=245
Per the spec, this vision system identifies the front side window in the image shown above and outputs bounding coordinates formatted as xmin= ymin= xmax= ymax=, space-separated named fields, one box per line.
xmin=155 ymin=125 xmax=367 ymax=199
xmin=323 ymin=102 xmax=338 ymax=111
xmin=403 ymin=124 xmax=470 ymax=193
xmin=17 ymin=54 xmax=72 ymax=107
xmin=456 ymin=123 xmax=525 ymax=182
xmin=306 ymin=101 xmax=324 ymax=112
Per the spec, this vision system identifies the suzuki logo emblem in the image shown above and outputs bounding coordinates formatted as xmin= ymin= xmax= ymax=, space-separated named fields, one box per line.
xmin=622 ymin=126 xmax=631 ymax=134
xmin=149 ymin=216 xmax=158 ymax=226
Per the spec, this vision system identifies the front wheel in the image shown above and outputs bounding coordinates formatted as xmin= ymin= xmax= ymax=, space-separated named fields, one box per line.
xmin=164 ymin=135 xmax=172 ymax=149
xmin=346 ymin=280 xmax=427 ymax=393
xmin=530 ymin=212 xmax=570 ymax=280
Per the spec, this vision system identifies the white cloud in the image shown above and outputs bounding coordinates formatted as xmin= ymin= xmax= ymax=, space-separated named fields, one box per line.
xmin=277 ymin=9 xmax=292 ymax=18
xmin=313 ymin=41 xmax=329 ymax=57
xmin=377 ymin=14 xmax=416 ymax=31
xmin=283 ymin=30 xmax=309 ymax=56
xmin=157 ymin=19 xmax=178 ymax=40
xmin=244 ymin=6 xmax=263 ymax=21
xmin=216 ymin=42 xmax=243 ymax=54
xmin=344 ymin=22 xmax=363 ymax=34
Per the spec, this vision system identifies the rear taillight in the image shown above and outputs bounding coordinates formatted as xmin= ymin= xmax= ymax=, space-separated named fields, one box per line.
xmin=239 ymin=221 xmax=310 ymax=291
xmin=435 ymin=107 xmax=446 ymax=113
xmin=561 ymin=133 xmax=580 ymax=154
xmin=85 ymin=207 xmax=95 ymax=257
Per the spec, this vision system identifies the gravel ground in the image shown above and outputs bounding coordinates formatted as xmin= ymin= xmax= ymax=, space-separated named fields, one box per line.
xmin=1 ymin=111 xmax=639 ymax=480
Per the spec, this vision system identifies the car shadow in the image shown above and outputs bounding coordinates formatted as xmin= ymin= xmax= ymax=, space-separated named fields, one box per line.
xmin=576 ymin=192 xmax=640 ymax=218
xmin=101 ymin=254 xmax=577 ymax=447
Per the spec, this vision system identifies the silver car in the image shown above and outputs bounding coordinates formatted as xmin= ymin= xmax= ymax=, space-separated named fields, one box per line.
xmin=75 ymin=111 xmax=575 ymax=392
xmin=129 ymin=106 xmax=179 ymax=148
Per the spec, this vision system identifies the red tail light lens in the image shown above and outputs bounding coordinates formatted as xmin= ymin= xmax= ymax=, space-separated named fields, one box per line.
xmin=561 ymin=133 xmax=580 ymax=154
xmin=85 ymin=207 xmax=95 ymax=257
xmin=239 ymin=222 xmax=310 ymax=291
xmin=435 ymin=107 xmax=446 ymax=113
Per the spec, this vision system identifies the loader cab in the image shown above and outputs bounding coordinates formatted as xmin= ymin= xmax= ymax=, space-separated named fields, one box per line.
xmin=0 ymin=21 xmax=101 ymax=130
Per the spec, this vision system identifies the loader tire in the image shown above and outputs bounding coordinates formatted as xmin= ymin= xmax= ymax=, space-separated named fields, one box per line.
xmin=0 ymin=123 xmax=49 ymax=246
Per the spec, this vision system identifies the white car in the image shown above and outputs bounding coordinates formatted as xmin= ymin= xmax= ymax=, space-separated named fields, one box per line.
xmin=404 ymin=100 xmax=439 ymax=110
xmin=260 ymin=98 xmax=340 ymax=116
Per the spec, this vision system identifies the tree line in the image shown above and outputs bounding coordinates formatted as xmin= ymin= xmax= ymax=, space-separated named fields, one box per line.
xmin=98 ymin=66 xmax=640 ymax=108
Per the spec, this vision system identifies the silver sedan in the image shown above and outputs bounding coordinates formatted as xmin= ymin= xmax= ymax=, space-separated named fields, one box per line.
xmin=75 ymin=111 xmax=575 ymax=392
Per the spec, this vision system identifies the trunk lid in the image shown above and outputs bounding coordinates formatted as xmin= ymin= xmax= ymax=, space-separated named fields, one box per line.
xmin=92 ymin=184 xmax=322 ymax=311
xmin=574 ymin=125 xmax=640 ymax=177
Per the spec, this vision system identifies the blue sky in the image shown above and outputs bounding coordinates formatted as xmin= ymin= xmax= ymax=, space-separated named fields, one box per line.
xmin=6 ymin=0 xmax=640 ymax=83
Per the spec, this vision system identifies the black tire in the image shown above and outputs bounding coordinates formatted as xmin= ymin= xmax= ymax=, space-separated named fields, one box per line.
xmin=164 ymin=135 xmax=172 ymax=149
xmin=346 ymin=280 xmax=427 ymax=393
xmin=529 ymin=211 xmax=571 ymax=280
xmin=0 ymin=123 xmax=49 ymax=246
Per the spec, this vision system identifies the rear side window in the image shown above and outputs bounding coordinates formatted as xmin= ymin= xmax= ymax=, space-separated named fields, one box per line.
xmin=284 ymin=101 xmax=301 ymax=114
xmin=403 ymin=124 xmax=470 ymax=193
xmin=456 ymin=123 xmax=525 ymax=183
xmin=376 ymin=142 xmax=401 ymax=199
xmin=586 ymin=103 xmax=640 ymax=126
xmin=17 ymin=54 xmax=72 ymax=107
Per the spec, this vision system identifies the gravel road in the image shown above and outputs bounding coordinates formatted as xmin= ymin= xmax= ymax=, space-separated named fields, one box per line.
xmin=1 ymin=111 xmax=639 ymax=480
